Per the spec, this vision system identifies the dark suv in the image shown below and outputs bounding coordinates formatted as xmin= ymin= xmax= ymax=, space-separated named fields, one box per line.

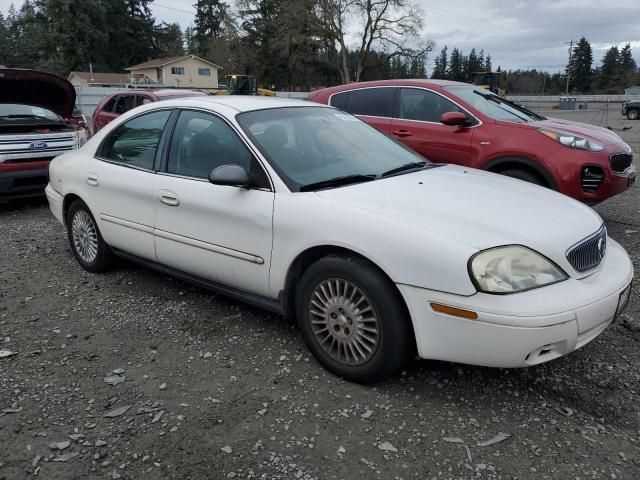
xmin=622 ymin=100 xmax=639 ymax=120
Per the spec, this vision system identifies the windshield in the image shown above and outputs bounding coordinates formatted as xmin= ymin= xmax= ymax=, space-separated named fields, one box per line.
xmin=444 ymin=86 xmax=544 ymax=123
xmin=0 ymin=103 xmax=63 ymax=122
xmin=237 ymin=107 xmax=429 ymax=190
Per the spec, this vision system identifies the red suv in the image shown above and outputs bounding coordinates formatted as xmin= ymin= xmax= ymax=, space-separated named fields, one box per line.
xmin=309 ymin=80 xmax=636 ymax=203
xmin=92 ymin=89 xmax=207 ymax=133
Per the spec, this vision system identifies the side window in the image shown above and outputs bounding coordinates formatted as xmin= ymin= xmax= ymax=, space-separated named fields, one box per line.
xmin=329 ymin=92 xmax=349 ymax=111
xmin=398 ymin=88 xmax=462 ymax=122
xmin=102 ymin=96 xmax=117 ymax=113
xmin=139 ymin=96 xmax=153 ymax=106
xmin=346 ymin=88 xmax=394 ymax=117
xmin=114 ymin=95 xmax=136 ymax=115
xmin=167 ymin=110 xmax=269 ymax=187
xmin=100 ymin=110 xmax=171 ymax=170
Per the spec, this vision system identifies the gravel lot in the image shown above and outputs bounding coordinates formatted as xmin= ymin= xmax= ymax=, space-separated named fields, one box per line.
xmin=1 ymin=107 xmax=639 ymax=480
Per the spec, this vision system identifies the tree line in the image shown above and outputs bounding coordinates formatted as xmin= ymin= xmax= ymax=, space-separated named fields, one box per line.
xmin=0 ymin=0 xmax=433 ymax=90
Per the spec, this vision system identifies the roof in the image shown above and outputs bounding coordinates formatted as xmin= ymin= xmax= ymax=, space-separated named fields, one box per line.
xmin=126 ymin=55 xmax=222 ymax=71
xmin=312 ymin=79 xmax=470 ymax=95
xmin=106 ymin=88 xmax=208 ymax=97
xmin=157 ymin=95 xmax=320 ymax=113
xmin=69 ymin=71 xmax=152 ymax=84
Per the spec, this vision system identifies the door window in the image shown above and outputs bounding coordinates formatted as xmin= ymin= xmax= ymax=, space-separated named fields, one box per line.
xmin=398 ymin=88 xmax=462 ymax=123
xmin=102 ymin=96 xmax=117 ymax=113
xmin=99 ymin=110 xmax=171 ymax=170
xmin=344 ymin=88 xmax=394 ymax=117
xmin=167 ymin=110 xmax=269 ymax=187
xmin=329 ymin=92 xmax=349 ymax=111
xmin=114 ymin=95 xmax=137 ymax=115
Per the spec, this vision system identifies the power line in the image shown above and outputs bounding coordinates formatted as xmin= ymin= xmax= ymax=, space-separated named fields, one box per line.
xmin=153 ymin=3 xmax=197 ymax=15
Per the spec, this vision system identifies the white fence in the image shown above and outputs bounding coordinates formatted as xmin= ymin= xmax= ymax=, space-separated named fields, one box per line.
xmin=507 ymin=94 xmax=639 ymax=103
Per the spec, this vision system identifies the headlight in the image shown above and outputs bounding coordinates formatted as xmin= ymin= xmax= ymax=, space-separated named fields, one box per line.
xmin=469 ymin=246 xmax=568 ymax=294
xmin=74 ymin=128 xmax=89 ymax=149
xmin=539 ymin=128 xmax=604 ymax=152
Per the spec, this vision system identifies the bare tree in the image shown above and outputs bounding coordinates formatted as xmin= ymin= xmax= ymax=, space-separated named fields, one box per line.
xmin=317 ymin=0 xmax=433 ymax=83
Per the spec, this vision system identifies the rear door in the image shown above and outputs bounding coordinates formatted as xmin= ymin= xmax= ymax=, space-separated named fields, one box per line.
xmin=93 ymin=95 xmax=118 ymax=132
xmin=390 ymin=88 xmax=475 ymax=164
xmin=330 ymin=87 xmax=395 ymax=135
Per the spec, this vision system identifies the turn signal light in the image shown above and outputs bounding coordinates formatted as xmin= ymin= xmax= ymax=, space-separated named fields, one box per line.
xmin=430 ymin=303 xmax=478 ymax=320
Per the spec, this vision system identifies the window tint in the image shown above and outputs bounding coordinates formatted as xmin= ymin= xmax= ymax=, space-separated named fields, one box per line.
xmin=171 ymin=67 xmax=185 ymax=75
xmin=198 ymin=68 xmax=211 ymax=76
xmin=329 ymin=92 xmax=349 ymax=111
xmin=101 ymin=110 xmax=171 ymax=170
xmin=167 ymin=110 xmax=268 ymax=186
xmin=346 ymin=88 xmax=394 ymax=117
xmin=398 ymin=88 xmax=463 ymax=122
xmin=102 ymin=96 xmax=117 ymax=113
xmin=114 ymin=95 xmax=136 ymax=115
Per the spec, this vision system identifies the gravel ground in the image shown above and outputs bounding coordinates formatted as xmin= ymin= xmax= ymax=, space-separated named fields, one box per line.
xmin=1 ymin=108 xmax=639 ymax=480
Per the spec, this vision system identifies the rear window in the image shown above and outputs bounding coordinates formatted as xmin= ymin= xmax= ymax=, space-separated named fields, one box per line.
xmin=330 ymin=88 xmax=394 ymax=118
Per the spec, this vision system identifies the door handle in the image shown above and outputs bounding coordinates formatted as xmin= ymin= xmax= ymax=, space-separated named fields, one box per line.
xmin=87 ymin=174 xmax=99 ymax=187
xmin=159 ymin=190 xmax=180 ymax=206
xmin=392 ymin=130 xmax=413 ymax=137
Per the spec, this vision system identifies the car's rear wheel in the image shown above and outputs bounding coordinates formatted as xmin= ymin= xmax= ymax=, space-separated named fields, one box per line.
xmin=296 ymin=254 xmax=411 ymax=383
xmin=627 ymin=109 xmax=639 ymax=120
xmin=500 ymin=168 xmax=545 ymax=186
xmin=66 ymin=199 xmax=114 ymax=272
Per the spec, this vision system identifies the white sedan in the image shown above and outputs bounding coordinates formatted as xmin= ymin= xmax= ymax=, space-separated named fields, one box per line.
xmin=45 ymin=96 xmax=633 ymax=383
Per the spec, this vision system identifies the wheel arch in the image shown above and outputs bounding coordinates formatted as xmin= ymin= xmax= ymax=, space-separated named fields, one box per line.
xmin=481 ymin=156 xmax=559 ymax=190
xmin=62 ymin=193 xmax=83 ymax=226
xmin=280 ymin=244 xmax=417 ymax=352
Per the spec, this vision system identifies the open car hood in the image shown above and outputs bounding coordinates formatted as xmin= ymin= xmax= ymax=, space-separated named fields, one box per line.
xmin=0 ymin=68 xmax=76 ymax=118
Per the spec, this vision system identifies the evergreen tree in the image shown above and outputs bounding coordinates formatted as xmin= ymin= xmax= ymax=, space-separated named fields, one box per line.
xmin=466 ymin=47 xmax=482 ymax=81
xmin=599 ymin=46 xmax=620 ymax=91
xmin=193 ymin=0 xmax=231 ymax=58
xmin=484 ymin=54 xmax=492 ymax=72
xmin=157 ymin=22 xmax=185 ymax=57
xmin=431 ymin=46 xmax=447 ymax=79
xmin=567 ymin=37 xmax=592 ymax=92
xmin=446 ymin=47 xmax=463 ymax=81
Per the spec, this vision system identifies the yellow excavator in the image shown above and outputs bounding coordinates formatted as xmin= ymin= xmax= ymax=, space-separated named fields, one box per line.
xmin=472 ymin=71 xmax=507 ymax=97
xmin=216 ymin=74 xmax=275 ymax=96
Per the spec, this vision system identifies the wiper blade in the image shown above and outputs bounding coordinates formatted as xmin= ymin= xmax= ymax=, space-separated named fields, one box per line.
xmin=299 ymin=174 xmax=376 ymax=191
xmin=473 ymin=91 xmax=544 ymax=121
xmin=380 ymin=161 xmax=429 ymax=178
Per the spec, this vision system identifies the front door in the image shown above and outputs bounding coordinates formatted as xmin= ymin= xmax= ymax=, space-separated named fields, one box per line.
xmin=390 ymin=88 xmax=474 ymax=164
xmin=154 ymin=109 xmax=274 ymax=296
xmin=89 ymin=109 xmax=172 ymax=261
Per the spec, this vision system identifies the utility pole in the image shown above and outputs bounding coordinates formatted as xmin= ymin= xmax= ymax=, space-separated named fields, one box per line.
xmin=565 ymin=40 xmax=574 ymax=95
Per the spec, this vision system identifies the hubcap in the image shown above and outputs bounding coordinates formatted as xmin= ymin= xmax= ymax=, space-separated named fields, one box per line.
xmin=309 ymin=278 xmax=379 ymax=366
xmin=71 ymin=210 xmax=98 ymax=263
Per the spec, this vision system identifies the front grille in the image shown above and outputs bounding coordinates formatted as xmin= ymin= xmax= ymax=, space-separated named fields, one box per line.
xmin=566 ymin=225 xmax=607 ymax=273
xmin=582 ymin=166 xmax=604 ymax=192
xmin=0 ymin=132 xmax=76 ymax=163
xmin=610 ymin=152 xmax=633 ymax=173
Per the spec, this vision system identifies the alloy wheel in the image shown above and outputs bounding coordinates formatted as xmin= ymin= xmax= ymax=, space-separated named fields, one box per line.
xmin=71 ymin=210 xmax=99 ymax=263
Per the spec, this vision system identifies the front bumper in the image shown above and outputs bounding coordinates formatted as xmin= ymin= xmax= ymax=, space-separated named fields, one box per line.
xmin=45 ymin=183 xmax=64 ymax=224
xmin=398 ymin=239 xmax=633 ymax=368
xmin=0 ymin=162 xmax=50 ymax=201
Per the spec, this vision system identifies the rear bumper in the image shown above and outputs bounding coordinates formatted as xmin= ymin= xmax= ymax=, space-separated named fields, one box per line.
xmin=398 ymin=239 xmax=633 ymax=368
xmin=0 ymin=162 xmax=50 ymax=201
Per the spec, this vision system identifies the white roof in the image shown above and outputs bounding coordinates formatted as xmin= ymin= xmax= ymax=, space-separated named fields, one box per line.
xmin=174 ymin=95 xmax=326 ymax=113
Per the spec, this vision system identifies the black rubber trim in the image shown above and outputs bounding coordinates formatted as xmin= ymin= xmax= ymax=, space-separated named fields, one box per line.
xmin=112 ymin=248 xmax=284 ymax=315
xmin=482 ymin=156 xmax=559 ymax=191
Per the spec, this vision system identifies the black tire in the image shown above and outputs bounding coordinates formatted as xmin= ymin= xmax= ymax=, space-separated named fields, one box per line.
xmin=66 ymin=199 xmax=114 ymax=273
xmin=627 ymin=109 xmax=639 ymax=120
xmin=499 ymin=168 xmax=545 ymax=186
xmin=296 ymin=254 xmax=412 ymax=384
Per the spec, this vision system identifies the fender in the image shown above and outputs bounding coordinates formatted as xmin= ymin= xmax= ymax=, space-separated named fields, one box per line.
xmin=481 ymin=156 xmax=559 ymax=191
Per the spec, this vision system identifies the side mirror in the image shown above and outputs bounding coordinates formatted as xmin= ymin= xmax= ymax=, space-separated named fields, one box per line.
xmin=440 ymin=111 xmax=471 ymax=127
xmin=208 ymin=164 xmax=250 ymax=187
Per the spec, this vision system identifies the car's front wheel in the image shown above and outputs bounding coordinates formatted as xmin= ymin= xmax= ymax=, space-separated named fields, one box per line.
xmin=66 ymin=199 xmax=114 ymax=272
xmin=627 ymin=109 xmax=639 ymax=120
xmin=296 ymin=254 xmax=412 ymax=383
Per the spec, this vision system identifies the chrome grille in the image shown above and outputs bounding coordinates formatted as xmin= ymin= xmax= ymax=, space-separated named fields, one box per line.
xmin=0 ymin=132 xmax=76 ymax=163
xmin=609 ymin=152 xmax=633 ymax=173
xmin=566 ymin=225 xmax=607 ymax=273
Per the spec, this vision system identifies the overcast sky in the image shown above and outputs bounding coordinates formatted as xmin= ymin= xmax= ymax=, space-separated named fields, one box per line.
xmin=2 ymin=0 xmax=639 ymax=73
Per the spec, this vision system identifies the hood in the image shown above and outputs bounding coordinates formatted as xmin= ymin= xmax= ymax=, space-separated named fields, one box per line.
xmin=0 ymin=68 xmax=76 ymax=118
xmin=316 ymin=165 xmax=603 ymax=275
xmin=532 ymin=117 xmax=624 ymax=147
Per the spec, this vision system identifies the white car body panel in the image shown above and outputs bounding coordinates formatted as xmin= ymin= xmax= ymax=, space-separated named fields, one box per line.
xmin=46 ymin=96 xmax=634 ymax=369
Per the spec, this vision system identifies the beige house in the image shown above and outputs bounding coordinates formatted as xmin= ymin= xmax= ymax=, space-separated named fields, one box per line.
xmin=125 ymin=55 xmax=221 ymax=91
xmin=68 ymin=71 xmax=153 ymax=87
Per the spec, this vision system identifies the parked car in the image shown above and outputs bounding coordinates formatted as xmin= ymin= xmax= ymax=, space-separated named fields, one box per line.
xmin=92 ymin=89 xmax=208 ymax=133
xmin=309 ymin=80 xmax=636 ymax=204
xmin=46 ymin=97 xmax=633 ymax=383
xmin=622 ymin=99 xmax=639 ymax=120
xmin=0 ymin=68 xmax=89 ymax=202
